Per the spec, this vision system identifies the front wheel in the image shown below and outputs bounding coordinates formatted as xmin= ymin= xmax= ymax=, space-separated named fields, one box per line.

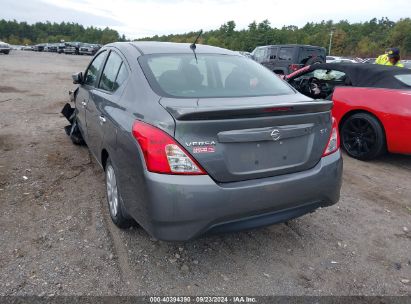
xmin=105 ymin=158 xmax=135 ymax=229
xmin=340 ymin=113 xmax=385 ymax=160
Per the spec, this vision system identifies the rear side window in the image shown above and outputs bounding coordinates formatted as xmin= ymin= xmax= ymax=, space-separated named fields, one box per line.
xmin=253 ymin=48 xmax=267 ymax=62
xmin=267 ymin=47 xmax=278 ymax=60
xmin=300 ymin=48 xmax=324 ymax=64
xmin=84 ymin=51 xmax=107 ymax=86
xmin=115 ymin=64 xmax=129 ymax=88
xmin=394 ymin=74 xmax=411 ymax=86
xmin=279 ymin=47 xmax=293 ymax=60
xmin=99 ymin=51 xmax=128 ymax=92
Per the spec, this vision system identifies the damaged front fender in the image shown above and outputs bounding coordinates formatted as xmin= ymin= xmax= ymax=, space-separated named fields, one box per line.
xmin=69 ymin=87 xmax=79 ymax=103
xmin=61 ymin=87 xmax=85 ymax=145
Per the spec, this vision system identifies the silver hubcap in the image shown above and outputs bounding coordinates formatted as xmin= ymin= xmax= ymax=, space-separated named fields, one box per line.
xmin=106 ymin=165 xmax=118 ymax=217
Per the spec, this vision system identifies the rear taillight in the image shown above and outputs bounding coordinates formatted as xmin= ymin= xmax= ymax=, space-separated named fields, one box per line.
xmin=132 ymin=121 xmax=206 ymax=175
xmin=322 ymin=117 xmax=340 ymax=157
xmin=289 ymin=64 xmax=303 ymax=72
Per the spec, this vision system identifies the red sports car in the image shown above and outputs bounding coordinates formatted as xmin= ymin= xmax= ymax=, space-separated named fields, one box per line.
xmin=286 ymin=63 xmax=411 ymax=160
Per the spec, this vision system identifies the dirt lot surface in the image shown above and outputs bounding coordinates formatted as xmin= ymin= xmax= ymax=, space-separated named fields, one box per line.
xmin=0 ymin=51 xmax=410 ymax=296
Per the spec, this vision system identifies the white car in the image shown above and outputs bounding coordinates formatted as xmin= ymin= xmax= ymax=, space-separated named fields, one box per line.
xmin=326 ymin=56 xmax=342 ymax=63
xmin=0 ymin=41 xmax=11 ymax=54
xmin=401 ymin=60 xmax=411 ymax=69
xmin=326 ymin=56 xmax=357 ymax=63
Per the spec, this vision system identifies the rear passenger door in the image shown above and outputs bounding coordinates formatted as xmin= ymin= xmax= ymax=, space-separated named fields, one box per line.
xmin=86 ymin=49 xmax=129 ymax=162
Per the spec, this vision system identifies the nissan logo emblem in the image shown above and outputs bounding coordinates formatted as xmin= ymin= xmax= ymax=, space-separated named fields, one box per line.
xmin=271 ymin=129 xmax=281 ymax=141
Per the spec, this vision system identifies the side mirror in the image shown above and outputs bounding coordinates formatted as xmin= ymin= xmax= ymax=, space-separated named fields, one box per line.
xmin=72 ymin=72 xmax=83 ymax=84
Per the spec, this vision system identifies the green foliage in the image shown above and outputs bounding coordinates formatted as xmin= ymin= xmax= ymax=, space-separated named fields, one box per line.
xmin=138 ymin=18 xmax=411 ymax=58
xmin=2 ymin=17 xmax=410 ymax=58
xmin=0 ymin=19 xmax=124 ymax=45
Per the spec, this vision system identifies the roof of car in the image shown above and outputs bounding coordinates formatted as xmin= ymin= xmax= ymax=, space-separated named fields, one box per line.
xmin=305 ymin=63 xmax=411 ymax=89
xmin=113 ymin=41 xmax=238 ymax=55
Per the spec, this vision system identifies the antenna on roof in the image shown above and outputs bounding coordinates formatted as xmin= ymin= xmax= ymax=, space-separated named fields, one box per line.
xmin=190 ymin=29 xmax=203 ymax=63
xmin=190 ymin=29 xmax=203 ymax=50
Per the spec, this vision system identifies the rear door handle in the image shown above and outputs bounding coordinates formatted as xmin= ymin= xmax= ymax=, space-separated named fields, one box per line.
xmin=99 ymin=115 xmax=106 ymax=123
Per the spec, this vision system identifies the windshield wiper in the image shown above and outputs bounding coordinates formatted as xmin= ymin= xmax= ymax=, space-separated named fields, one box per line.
xmin=190 ymin=29 xmax=203 ymax=64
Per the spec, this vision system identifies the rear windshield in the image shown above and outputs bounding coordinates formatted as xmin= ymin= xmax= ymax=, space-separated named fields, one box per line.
xmin=139 ymin=53 xmax=294 ymax=98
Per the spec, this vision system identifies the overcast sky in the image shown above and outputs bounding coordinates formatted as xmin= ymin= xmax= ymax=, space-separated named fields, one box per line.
xmin=1 ymin=0 xmax=410 ymax=39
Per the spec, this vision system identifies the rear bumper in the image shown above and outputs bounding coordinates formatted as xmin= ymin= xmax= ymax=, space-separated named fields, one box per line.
xmin=140 ymin=150 xmax=343 ymax=241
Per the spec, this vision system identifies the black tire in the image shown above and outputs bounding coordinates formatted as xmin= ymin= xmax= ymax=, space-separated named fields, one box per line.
xmin=4 ymin=50 xmax=10 ymax=55
xmin=340 ymin=112 xmax=386 ymax=160
xmin=105 ymin=158 xmax=135 ymax=229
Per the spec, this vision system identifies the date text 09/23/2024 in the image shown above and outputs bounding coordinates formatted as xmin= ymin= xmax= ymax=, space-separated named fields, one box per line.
xmin=149 ymin=296 xmax=257 ymax=303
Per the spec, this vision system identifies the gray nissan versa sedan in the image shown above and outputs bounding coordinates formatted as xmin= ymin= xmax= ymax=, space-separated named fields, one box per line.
xmin=67 ymin=42 xmax=343 ymax=241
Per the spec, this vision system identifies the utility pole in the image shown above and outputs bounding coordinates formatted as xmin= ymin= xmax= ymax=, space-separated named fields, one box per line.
xmin=329 ymin=27 xmax=336 ymax=56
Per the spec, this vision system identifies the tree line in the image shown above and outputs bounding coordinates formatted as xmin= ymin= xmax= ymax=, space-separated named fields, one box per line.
xmin=0 ymin=19 xmax=125 ymax=45
xmin=1 ymin=18 xmax=410 ymax=58
xmin=138 ymin=18 xmax=411 ymax=58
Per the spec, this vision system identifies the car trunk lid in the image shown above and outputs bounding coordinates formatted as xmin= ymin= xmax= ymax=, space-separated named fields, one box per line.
xmin=160 ymin=95 xmax=333 ymax=183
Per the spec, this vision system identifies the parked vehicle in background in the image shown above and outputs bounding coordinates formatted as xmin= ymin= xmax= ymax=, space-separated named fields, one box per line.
xmin=285 ymin=63 xmax=411 ymax=160
xmin=48 ymin=43 xmax=59 ymax=52
xmin=44 ymin=43 xmax=58 ymax=52
xmin=326 ymin=56 xmax=343 ymax=63
xmin=58 ymin=43 xmax=67 ymax=54
xmin=352 ymin=57 xmax=364 ymax=63
xmin=251 ymin=44 xmax=326 ymax=75
xmin=362 ymin=58 xmax=376 ymax=64
xmin=10 ymin=45 xmax=23 ymax=50
xmin=33 ymin=44 xmax=46 ymax=52
xmin=79 ymin=43 xmax=101 ymax=56
xmin=327 ymin=56 xmax=358 ymax=63
xmin=64 ymin=42 xmax=83 ymax=55
xmin=22 ymin=45 xmax=34 ymax=51
xmin=0 ymin=41 xmax=11 ymax=54
xmin=64 ymin=42 xmax=342 ymax=241
xmin=401 ymin=60 xmax=411 ymax=69
xmin=332 ymin=59 xmax=358 ymax=63
xmin=238 ymin=51 xmax=252 ymax=58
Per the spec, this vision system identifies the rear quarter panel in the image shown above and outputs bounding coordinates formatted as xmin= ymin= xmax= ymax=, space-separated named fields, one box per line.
xmin=332 ymin=87 xmax=411 ymax=154
xmin=106 ymin=51 xmax=176 ymax=231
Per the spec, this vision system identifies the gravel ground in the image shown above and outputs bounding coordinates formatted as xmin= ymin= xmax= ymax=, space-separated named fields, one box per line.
xmin=0 ymin=51 xmax=410 ymax=296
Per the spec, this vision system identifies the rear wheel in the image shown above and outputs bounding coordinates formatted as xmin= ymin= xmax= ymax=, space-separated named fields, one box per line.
xmin=105 ymin=158 xmax=135 ymax=229
xmin=341 ymin=113 xmax=385 ymax=160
